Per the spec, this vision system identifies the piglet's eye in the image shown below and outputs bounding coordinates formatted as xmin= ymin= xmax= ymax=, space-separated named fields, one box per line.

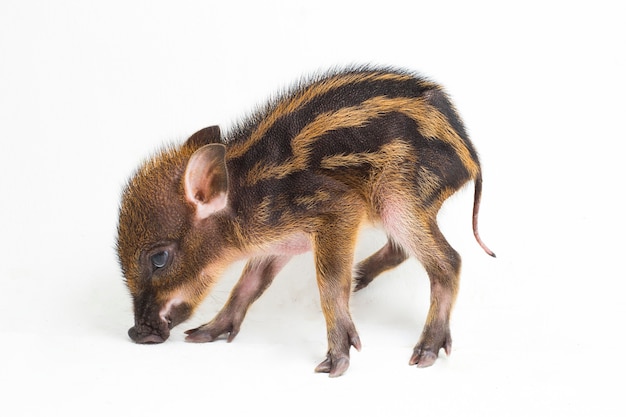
xmin=150 ymin=251 xmax=169 ymax=269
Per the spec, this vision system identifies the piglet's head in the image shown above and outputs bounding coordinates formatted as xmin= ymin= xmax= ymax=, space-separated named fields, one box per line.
xmin=116 ymin=126 xmax=231 ymax=344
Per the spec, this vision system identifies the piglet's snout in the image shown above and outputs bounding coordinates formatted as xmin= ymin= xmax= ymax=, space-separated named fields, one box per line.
xmin=128 ymin=327 xmax=166 ymax=344
xmin=128 ymin=296 xmax=192 ymax=344
xmin=128 ymin=318 xmax=170 ymax=344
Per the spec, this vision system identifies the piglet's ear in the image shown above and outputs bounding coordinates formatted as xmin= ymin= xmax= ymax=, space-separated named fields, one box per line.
xmin=183 ymin=144 xmax=228 ymax=219
xmin=185 ymin=125 xmax=222 ymax=148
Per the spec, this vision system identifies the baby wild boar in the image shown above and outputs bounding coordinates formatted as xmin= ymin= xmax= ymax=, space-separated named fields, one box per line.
xmin=116 ymin=67 xmax=495 ymax=377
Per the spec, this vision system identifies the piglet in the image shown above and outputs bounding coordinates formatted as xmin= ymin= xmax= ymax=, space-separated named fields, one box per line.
xmin=116 ymin=67 xmax=495 ymax=377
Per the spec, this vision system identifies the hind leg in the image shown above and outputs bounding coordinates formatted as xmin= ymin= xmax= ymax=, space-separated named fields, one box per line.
xmin=407 ymin=221 xmax=461 ymax=367
xmin=382 ymin=201 xmax=461 ymax=368
xmin=354 ymin=239 xmax=408 ymax=291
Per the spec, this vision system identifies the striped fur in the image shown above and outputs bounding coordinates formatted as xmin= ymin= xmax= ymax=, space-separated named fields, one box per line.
xmin=117 ymin=66 xmax=494 ymax=377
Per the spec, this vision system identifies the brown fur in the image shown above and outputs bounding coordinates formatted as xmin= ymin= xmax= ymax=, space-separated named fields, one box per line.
xmin=117 ymin=66 xmax=494 ymax=377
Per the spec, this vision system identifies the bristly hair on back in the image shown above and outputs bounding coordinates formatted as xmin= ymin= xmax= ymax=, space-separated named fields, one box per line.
xmin=223 ymin=65 xmax=433 ymax=144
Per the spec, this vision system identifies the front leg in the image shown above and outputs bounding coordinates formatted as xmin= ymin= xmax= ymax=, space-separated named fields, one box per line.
xmin=185 ymin=255 xmax=291 ymax=343
xmin=312 ymin=210 xmax=364 ymax=377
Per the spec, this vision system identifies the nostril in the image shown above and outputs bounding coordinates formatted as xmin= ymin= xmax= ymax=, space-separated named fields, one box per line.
xmin=128 ymin=326 xmax=138 ymax=341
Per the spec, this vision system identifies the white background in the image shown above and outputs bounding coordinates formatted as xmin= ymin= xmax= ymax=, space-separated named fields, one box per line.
xmin=1 ymin=0 xmax=624 ymax=415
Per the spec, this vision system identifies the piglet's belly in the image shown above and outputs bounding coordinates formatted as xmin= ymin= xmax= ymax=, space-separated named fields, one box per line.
xmin=261 ymin=232 xmax=312 ymax=256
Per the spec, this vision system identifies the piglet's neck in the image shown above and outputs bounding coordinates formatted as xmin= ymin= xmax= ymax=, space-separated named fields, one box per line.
xmin=194 ymin=210 xmax=248 ymax=256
